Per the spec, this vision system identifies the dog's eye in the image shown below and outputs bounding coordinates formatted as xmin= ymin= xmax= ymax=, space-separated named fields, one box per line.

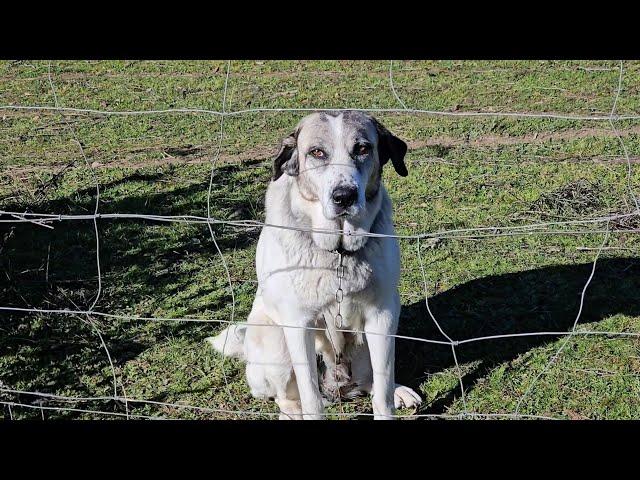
xmin=355 ymin=143 xmax=371 ymax=156
xmin=310 ymin=148 xmax=326 ymax=159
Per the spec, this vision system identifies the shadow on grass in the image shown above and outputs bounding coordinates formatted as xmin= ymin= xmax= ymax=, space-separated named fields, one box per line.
xmin=0 ymin=164 xmax=267 ymax=415
xmin=396 ymin=256 xmax=640 ymax=414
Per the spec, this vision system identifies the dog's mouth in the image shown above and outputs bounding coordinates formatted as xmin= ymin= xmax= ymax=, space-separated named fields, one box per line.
xmin=323 ymin=204 xmax=360 ymax=221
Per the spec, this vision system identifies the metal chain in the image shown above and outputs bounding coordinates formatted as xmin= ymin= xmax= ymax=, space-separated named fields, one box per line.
xmin=334 ymin=251 xmax=345 ymax=329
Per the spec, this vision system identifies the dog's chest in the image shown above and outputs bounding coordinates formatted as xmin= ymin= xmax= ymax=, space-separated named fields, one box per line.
xmin=287 ymin=247 xmax=375 ymax=307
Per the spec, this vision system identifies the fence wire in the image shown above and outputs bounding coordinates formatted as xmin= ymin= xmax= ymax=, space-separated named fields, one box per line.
xmin=1 ymin=60 xmax=639 ymax=419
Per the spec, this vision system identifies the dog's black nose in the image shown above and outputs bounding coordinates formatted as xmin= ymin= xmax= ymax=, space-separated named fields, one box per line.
xmin=332 ymin=186 xmax=358 ymax=208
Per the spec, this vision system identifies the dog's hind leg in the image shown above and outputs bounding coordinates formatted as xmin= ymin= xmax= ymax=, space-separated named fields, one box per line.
xmin=244 ymin=306 xmax=290 ymax=395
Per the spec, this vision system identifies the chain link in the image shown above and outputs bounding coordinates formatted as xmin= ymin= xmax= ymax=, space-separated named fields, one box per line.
xmin=334 ymin=250 xmax=345 ymax=329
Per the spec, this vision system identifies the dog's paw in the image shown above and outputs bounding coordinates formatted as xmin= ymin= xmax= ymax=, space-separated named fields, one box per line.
xmin=394 ymin=385 xmax=422 ymax=409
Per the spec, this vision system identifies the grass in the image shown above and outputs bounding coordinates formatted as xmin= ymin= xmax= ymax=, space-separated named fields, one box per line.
xmin=1 ymin=60 xmax=640 ymax=419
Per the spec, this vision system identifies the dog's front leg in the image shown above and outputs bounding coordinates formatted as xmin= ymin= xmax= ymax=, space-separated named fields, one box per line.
xmin=364 ymin=294 xmax=400 ymax=419
xmin=281 ymin=311 xmax=325 ymax=420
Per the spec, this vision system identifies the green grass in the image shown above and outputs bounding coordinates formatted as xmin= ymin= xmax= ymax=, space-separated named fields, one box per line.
xmin=2 ymin=60 xmax=640 ymax=419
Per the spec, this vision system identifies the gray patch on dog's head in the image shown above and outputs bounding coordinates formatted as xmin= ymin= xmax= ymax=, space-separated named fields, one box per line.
xmin=322 ymin=110 xmax=408 ymax=177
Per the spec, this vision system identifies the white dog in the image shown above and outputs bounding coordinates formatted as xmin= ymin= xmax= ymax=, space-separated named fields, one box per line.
xmin=208 ymin=111 xmax=422 ymax=419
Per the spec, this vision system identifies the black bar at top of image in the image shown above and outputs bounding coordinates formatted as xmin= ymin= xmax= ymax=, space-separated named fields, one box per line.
xmin=3 ymin=8 xmax=639 ymax=60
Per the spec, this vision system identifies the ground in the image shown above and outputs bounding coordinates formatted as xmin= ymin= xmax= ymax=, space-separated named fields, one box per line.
xmin=1 ymin=60 xmax=640 ymax=419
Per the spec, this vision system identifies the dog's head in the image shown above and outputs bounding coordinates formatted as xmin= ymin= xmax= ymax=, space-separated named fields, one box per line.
xmin=272 ymin=111 xmax=408 ymax=221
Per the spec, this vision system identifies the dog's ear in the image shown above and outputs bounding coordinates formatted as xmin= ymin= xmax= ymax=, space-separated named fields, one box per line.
xmin=373 ymin=118 xmax=408 ymax=177
xmin=272 ymin=131 xmax=299 ymax=181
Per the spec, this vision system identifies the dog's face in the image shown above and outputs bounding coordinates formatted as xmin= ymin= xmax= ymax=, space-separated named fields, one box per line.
xmin=273 ymin=111 xmax=408 ymax=221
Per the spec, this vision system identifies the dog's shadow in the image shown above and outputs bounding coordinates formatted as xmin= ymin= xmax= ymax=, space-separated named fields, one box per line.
xmin=395 ymin=257 xmax=640 ymax=414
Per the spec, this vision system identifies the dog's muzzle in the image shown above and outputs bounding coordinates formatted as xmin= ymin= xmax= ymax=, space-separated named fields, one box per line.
xmin=331 ymin=185 xmax=358 ymax=211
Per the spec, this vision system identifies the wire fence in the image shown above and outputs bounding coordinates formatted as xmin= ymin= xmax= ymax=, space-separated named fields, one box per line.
xmin=1 ymin=60 xmax=639 ymax=419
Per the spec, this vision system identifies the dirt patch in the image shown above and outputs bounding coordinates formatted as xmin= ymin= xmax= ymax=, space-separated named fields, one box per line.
xmin=4 ymin=124 xmax=640 ymax=176
xmin=409 ymin=124 xmax=640 ymax=150
xmin=1 ymin=69 xmax=380 ymax=84
xmin=1 ymin=143 xmax=278 ymax=178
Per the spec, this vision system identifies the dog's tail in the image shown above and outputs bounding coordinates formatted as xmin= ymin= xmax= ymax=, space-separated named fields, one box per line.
xmin=206 ymin=324 xmax=247 ymax=360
